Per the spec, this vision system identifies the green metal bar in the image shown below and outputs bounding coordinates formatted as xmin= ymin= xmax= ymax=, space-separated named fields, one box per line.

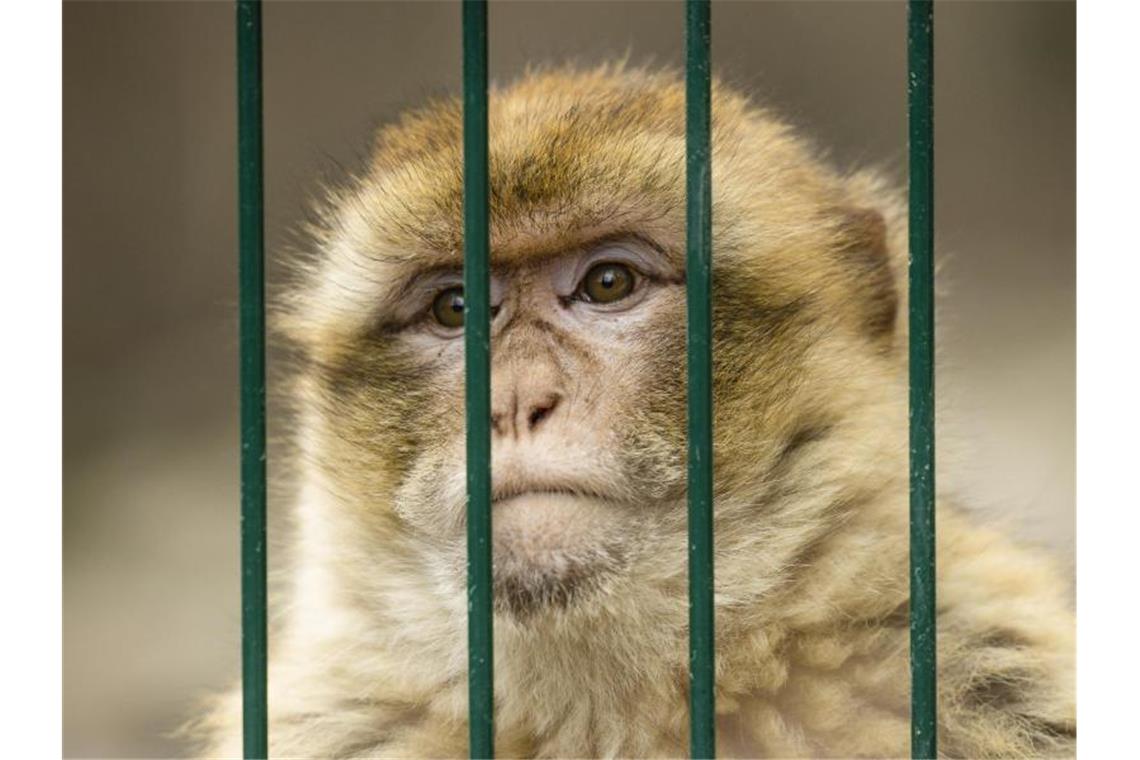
xmin=685 ymin=1 xmax=715 ymax=757
xmin=907 ymin=1 xmax=936 ymax=758
xmin=236 ymin=0 xmax=267 ymax=758
xmin=462 ymin=1 xmax=494 ymax=757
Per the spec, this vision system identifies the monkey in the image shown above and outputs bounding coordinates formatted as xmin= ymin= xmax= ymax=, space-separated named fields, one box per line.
xmin=190 ymin=64 xmax=1075 ymax=758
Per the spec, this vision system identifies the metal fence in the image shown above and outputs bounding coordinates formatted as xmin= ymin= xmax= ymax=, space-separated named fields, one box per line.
xmin=235 ymin=0 xmax=937 ymax=757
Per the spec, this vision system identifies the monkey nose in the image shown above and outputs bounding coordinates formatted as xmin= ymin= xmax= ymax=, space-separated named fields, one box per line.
xmin=491 ymin=392 xmax=562 ymax=439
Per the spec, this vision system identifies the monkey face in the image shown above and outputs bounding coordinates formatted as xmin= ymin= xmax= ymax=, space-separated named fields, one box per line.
xmin=286 ymin=67 xmax=904 ymax=621
xmin=312 ymin=237 xmax=691 ymax=617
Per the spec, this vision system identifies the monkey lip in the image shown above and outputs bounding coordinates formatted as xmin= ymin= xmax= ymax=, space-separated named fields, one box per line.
xmin=490 ymin=491 xmax=618 ymax=555
xmin=491 ymin=483 xmax=615 ymax=505
xmin=492 ymin=490 xmax=612 ymax=522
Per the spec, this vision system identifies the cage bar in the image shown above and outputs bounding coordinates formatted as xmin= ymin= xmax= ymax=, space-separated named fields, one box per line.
xmin=236 ymin=0 xmax=268 ymax=757
xmin=907 ymin=1 xmax=937 ymax=758
xmin=462 ymin=1 xmax=495 ymax=757
xmin=685 ymin=1 xmax=715 ymax=757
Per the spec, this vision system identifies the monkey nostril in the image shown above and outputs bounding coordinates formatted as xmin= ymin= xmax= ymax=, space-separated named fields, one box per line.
xmin=527 ymin=407 xmax=548 ymax=429
xmin=527 ymin=394 xmax=561 ymax=432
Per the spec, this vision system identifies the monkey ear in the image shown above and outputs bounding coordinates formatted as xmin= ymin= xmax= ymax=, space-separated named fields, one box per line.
xmin=832 ymin=207 xmax=899 ymax=340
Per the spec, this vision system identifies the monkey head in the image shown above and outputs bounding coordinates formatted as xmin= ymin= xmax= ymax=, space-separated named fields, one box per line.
xmin=280 ymin=65 xmax=906 ymax=624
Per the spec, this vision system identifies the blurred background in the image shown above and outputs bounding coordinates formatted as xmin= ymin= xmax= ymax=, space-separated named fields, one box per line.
xmin=63 ymin=1 xmax=1074 ymax=757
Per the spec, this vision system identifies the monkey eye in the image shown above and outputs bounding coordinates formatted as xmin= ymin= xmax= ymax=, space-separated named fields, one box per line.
xmin=577 ymin=262 xmax=636 ymax=304
xmin=431 ymin=286 xmax=465 ymax=328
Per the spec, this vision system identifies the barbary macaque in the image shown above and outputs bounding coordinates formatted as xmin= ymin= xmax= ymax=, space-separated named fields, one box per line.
xmin=193 ymin=65 xmax=1075 ymax=758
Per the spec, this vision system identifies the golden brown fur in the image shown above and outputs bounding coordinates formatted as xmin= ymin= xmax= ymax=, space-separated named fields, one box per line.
xmin=192 ymin=65 xmax=1074 ymax=758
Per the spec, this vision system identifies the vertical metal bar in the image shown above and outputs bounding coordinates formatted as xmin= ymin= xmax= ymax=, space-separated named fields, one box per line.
xmin=236 ymin=0 xmax=267 ymax=758
xmin=907 ymin=1 xmax=936 ymax=758
xmin=685 ymin=1 xmax=715 ymax=757
xmin=463 ymin=1 xmax=494 ymax=757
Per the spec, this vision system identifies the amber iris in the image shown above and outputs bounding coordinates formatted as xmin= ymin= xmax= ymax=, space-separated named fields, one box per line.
xmin=432 ymin=286 xmax=466 ymax=327
xmin=581 ymin=262 xmax=635 ymax=303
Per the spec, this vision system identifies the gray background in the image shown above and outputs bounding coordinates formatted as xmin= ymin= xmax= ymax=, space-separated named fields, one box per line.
xmin=63 ymin=1 xmax=1074 ymax=757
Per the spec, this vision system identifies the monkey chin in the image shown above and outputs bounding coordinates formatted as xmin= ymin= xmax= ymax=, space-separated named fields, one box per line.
xmin=490 ymin=492 xmax=627 ymax=620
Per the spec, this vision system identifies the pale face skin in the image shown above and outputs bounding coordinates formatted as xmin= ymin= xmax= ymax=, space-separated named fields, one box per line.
xmin=378 ymin=238 xmax=689 ymax=616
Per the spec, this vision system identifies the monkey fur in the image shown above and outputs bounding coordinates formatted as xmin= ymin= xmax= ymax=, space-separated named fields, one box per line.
xmin=191 ymin=65 xmax=1075 ymax=758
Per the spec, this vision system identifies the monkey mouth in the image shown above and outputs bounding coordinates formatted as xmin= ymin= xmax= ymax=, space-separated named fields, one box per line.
xmin=488 ymin=490 xmax=627 ymax=618
xmin=490 ymin=482 xmax=616 ymax=504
